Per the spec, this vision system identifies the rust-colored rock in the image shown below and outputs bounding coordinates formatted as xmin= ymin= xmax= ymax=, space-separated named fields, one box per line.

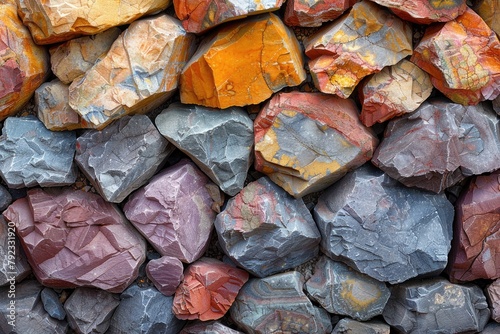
xmin=473 ymin=0 xmax=500 ymax=37
xmin=284 ymin=0 xmax=353 ymax=27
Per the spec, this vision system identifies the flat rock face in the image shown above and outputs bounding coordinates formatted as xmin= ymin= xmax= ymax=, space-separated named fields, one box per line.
xmin=474 ymin=0 xmax=500 ymax=36
xmin=41 ymin=287 xmax=66 ymax=320
xmin=0 ymin=116 xmax=77 ymax=188
xmin=156 ymin=103 xmax=254 ymax=196
xmin=76 ymin=115 xmax=173 ymax=203
xmin=383 ymin=278 xmax=490 ymax=333
xmin=146 ymin=256 xmax=184 ymax=296
xmin=69 ymin=14 xmax=196 ymax=129
xmin=3 ymin=188 xmax=147 ymax=293
xmin=332 ymin=318 xmax=390 ymax=334
xmin=254 ymin=91 xmax=378 ymax=197
xmin=0 ymin=216 xmax=31 ymax=286
xmin=181 ymin=321 xmax=244 ymax=333
xmin=411 ymin=8 xmax=500 ymax=105
xmin=486 ymin=279 xmax=500 ymax=323
xmin=313 ymin=164 xmax=454 ymax=284
xmin=180 ymin=13 xmax=306 ymax=108
xmin=304 ymin=1 xmax=412 ymax=98
xmin=215 ymin=177 xmax=321 ymax=277
xmin=124 ymin=159 xmax=217 ymax=263
xmin=230 ymin=271 xmax=332 ymax=334
xmin=372 ymin=99 xmax=500 ymax=193
xmin=284 ymin=0 xmax=353 ymax=27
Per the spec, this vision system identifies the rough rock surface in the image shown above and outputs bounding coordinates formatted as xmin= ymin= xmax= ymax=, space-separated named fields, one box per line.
xmin=372 ymin=99 xmax=500 ymax=193
xmin=0 ymin=185 xmax=12 ymax=211
xmin=486 ymin=279 xmax=500 ymax=323
xmin=146 ymin=256 xmax=184 ymax=296
xmin=473 ymin=0 xmax=500 ymax=36
xmin=156 ymin=102 xmax=254 ymax=196
xmin=41 ymin=287 xmax=66 ymax=320
xmin=332 ymin=318 xmax=390 ymax=334
xmin=180 ymin=321 xmax=244 ymax=333
xmin=483 ymin=323 xmax=500 ymax=334
xmin=215 ymin=177 xmax=321 ymax=277
xmin=0 ymin=216 xmax=31 ymax=286
xmin=494 ymin=95 xmax=500 ymax=114
xmin=284 ymin=0 xmax=353 ymax=27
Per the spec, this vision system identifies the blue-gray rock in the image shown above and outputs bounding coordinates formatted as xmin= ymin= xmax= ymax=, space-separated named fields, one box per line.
xmin=75 ymin=115 xmax=174 ymax=203
xmin=313 ymin=164 xmax=454 ymax=284
xmin=0 ymin=185 xmax=12 ymax=211
xmin=0 ymin=116 xmax=77 ymax=188
xmin=482 ymin=322 xmax=500 ymax=334
xmin=383 ymin=277 xmax=490 ymax=333
xmin=215 ymin=177 xmax=321 ymax=277
xmin=230 ymin=271 xmax=332 ymax=334
xmin=0 ymin=216 xmax=31 ymax=286
xmin=331 ymin=318 xmax=390 ymax=334
xmin=41 ymin=288 xmax=66 ymax=320
xmin=493 ymin=95 xmax=500 ymax=115
xmin=180 ymin=321 xmax=244 ymax=333
xmin=155 ymin=102 xmax=254 ymax=196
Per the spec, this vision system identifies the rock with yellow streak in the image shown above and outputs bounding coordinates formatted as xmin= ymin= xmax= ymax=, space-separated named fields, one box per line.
xmin=254 ymin=91 xmax=378 ymax=198
xmin=473 ymin=0 xmax=500 ymax=36
xmin=180 ymin=13 xmax=306 ymax=109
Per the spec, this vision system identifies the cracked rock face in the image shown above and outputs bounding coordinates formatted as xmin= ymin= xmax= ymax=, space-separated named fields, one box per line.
xmin=146 ymin=256 xmax=184 ymax=297
xmin=284 ymin=0 xmax=354 ymax=27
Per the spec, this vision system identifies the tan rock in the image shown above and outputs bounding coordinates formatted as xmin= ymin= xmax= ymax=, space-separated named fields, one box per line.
xmin=473 ymin=0 xmax=500 ymax=37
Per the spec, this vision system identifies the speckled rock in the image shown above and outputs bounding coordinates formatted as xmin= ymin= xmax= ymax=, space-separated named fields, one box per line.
xmin=146 ymin=256 xmax=184 ymax=296
xmin=41 ymin=288 xmax=66 ymax=320
xmin=0 ymin=216 xmax=31 ymax=286
xmin=332 ymin=318 xmax=390 ymax=334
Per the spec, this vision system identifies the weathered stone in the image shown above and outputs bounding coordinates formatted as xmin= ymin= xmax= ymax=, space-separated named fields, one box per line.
xmin=0 ymin=1 xmax=50 ymax=120
xmin=411 ymin=8 xmax=500 ymax=105
xmin=41 ymin=287 xmax=66 ymax=320
xmin=359 ymin=59 xmax=432 ymax=127
xmin=494 ymin=95 xmax=500 ymax=114
xmin=474 ymin=0 xmax=500 ymax=36
xmin=372 ymin=99 xmax=500 ymax=193
xmin=331 ymin=318 xmax=390 ymax=334
xmin=284 ymin=0 xmax=353 ymax=27
xmin=16 ymin=0 xmax=171 ymax=44
xmin=0 ymin=185 xmax=12 ymax=212
xmin=383 ymin=278 xmax=490 ymax=333
xmin=173 ymin=257 xmax=249 ymax=320
xmin=0 ymin=216 xmax=31 ymax=286
xmin=180 ymin=13 xmax=306 ymax=108
xmin=180 ymin=321 xmax=244 ymax=333
xmin=230 ymin=271 xmax=332 ymax=334
xmin=64 ymin=287 xmax=120 ymax=334
xmin=482 ymin=322 xmax=500 ymax=333
xmin=69 ymin=14 xmax=196 ymax=129
xmin=314 ymin=164 xmax=454 ymax=284
xmin=486 ymin=279 xmax=500 ymax=322
xmin=304 ymin=1 xmax=412 ymax=98
xmin=0 ymin=116 xmax=77 ymax=188
xmin=146 ymin=256 xmax=184 ymax=296
xmin=124 ymin=159 xmax=217 ymax=263
xmin=3 ymin=188 xmax=147 ymax=293
xmin=156 ymin=102 xmax=254 ymax=196
xmin=108 ymin=284 xmax=185 ymax=334
xmin=254 ymin=91 xmax=378 ymax=197
xmin=215 ymin=177 xmax=320 ymax=277
xmin=76 ymin=115 xmax=173 ymax=203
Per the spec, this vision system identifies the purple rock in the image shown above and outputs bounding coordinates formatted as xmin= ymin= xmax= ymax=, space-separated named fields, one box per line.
xmin=146 ymin=256 xmax=184 ymax=296
xmin=0 ymin=216 xmax=31 ymax=286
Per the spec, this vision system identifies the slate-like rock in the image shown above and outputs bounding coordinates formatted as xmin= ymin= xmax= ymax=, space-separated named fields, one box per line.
xmin=180 ymin=321 xmax=244 ymax=333
xmin=41 ymin=288 xmax=66 ymax=320
xmin=146 ymin=256 xmax=184 ymax=296
xmin=0 ymin=186 xmax=12 ymax=213
xmin=0 ymin=116 xmax=77 ymax=188
xmin=3 ymin=188 xmax=147 ymax=293
xmin=230 ymin=271 xmax=332 ymax=334
xmin=372 ymin=99 xmax=500 ymax=193
xmin=156 ymin=102 xmax=254 ymax=196
xmin=76 ymin=115 xmax=173 ymax=203
xmin=284 ymin=0 xmax=353 ymax=27
xmin=215 ymin=177 xmax=321 ymax=277
xmin=486 ymin=279 xmax=500 ymax=322
xmin=0 ymin=216 xmax=31 ymax=286
xmin=482 ymin=322 xmax=500 ymax=334
xmin=474 ymin=0 xmax=500 ymax=36
xmin=331 ymin=318 xmax=390 ymax=334
xmin=314 ymin=164 xmax=454 ymax=284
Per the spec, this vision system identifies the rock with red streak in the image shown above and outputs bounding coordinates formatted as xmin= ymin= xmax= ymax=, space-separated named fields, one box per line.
xmin=304 ymin=0 xmax=412 ymax=98
xmin=172 ymin=257 xmax=249 ymax=321
xmin=411 ymin=8 xmax=500 ymax=105
xmin=486 ymin=279 xmax=500 ymax=322
xmin=2 ymin=188 xmax=146 ymax=293
xmin=284 ymin=0 xmax=354 ymax=27
xmin=473 ymin=0 xmax=500 ymax=37
xmin=146 ymin=256 xmax=184 ymax=296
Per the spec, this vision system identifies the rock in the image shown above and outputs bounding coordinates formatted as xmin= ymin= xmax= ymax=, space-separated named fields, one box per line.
xmin=305 ymin=256 xmax=390 ymax=321
xmin=69 ymin=14 xmax=196 ymax=129
xmin=172 ymin=257 xmax=249 ymax=320
xmin=411 ymin=8 xmax=500 ymax=105
xmin=155 ymin=102 xmax=254 ymax=196
xmin=482 ymin=322 xmax=500 ymax=334
xmin=16 ymin=0 xmax=171 ymax=44
xmin=359 ymin=59 xmax=433 ymax=127
xmin=0 ymin=116 xmax=77 ymax=188
xmin=3 ymin=188 xmax=147 ymax=293
xmin=486 ymin=279 xmax=500 ymax=322
xmin=146 ymin=256 xmax=184 ymax=296
xmin=41 ymin=288 xmax=66 ymax=320
xmin=331 ymin=318 xmax=390 ymax=334
xmin=0 ymin=1 xmax=50 ymax=120
xmin=64 ymin=287 xmax=120 ymax=334
xmin=0 ymin=216 xmax=31 ymax=286
xmin=304 ymin=1 xmax=412 ymax=98
xmin=75 ymin=115 xmax=173 ymax=203
xmin=0 ymin=185 xmax=12 ymax=211
xmin=254 ymin=91 xmax=378 ymax=197
xmin=473 ymin=0 xmax=500 ymax=37
xmin=230 ymin=271 xmax=332 ymax=334
xmin=383 ymin=277 xmax=490 ymax=333
xmin=284 ymin=0 xmax=353 ymax=27
xmin=180 ymin=13 xmax=306 ymax=108
xmin=124 ymin=159 xmax=217 ymax=263
xmin=215 ymin=177 xmax=321 ymax=277
xmin=372 ymin=99 xmax=500 ymax=193
xmin=180 ymin=321 xmax=244 ymax=333
xmin=314 ymin=164 xmax=454 ymax=284
xmin=108 ymin=284 xmax=185 ymax=334
xmin=494 ymin=95 xmax=500 ymax=114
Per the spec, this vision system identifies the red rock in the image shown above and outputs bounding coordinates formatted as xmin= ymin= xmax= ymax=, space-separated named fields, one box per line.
xmin=146 ymin=256 xmax=184 ymax=296
xmin=473 ymin=0 xmax=500 ymax=37
xmin=284 ymin=0 xmax=353 ymax=27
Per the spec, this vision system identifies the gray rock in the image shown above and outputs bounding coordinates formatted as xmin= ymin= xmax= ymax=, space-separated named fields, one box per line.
xmin=481 ymin=322 xmax=500 ymax=334
xmin=155 ymin=102 xmax=254 ymax=196
xmin=75 ymin=115 xmax=174 ymax=203
xmin=314 ymin=164 xmax=454 ymax=284
xmin=493 ymin=95 xmax=500 ymax=115
xmin=41 ymin=288 xmax=66 ymax=320
xmin=0 ymin=116 xmax=77 ymax=188
xmin=0 ymin=216 xmax=31 ymax=286
xmin=180 ymin=320 xmax=244 ymax=333
xmin=331 ymin=318 xmax=390 ymax=334
xmin=383 ymin=277 xmax=490 ymax=334
xmin=0 ymin=185 xmax=12 ymax=211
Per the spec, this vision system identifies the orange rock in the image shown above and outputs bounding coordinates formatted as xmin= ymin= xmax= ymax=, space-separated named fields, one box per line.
xmin=284 ymin=0 xmax=353 ymax=27
xmin=473 ymin=0 xmax=500 ymax=37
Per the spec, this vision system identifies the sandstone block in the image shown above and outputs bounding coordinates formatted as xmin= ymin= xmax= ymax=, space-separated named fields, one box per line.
xmin=146 ymin=256 xmax=184 ymax=296
xmin=284 ymin=0 xmax=353 ymax=27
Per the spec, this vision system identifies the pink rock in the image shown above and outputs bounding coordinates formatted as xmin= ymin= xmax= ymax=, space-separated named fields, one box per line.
xmin=146 ymin=256 xmax=184 ymax=296
xmin=486 ymin=279 xmax=500 ymax=322
xmin=284 ymin=0 xmax=354 ymax=27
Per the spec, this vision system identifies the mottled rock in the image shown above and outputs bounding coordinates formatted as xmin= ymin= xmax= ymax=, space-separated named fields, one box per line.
xmin=0 ymin=116 xmax=77 ymax=188
xmin=3 ymin=188 xmax=147 ymax=293
xmin=372 ymin=99 xmax=500 ymax=193
xmin=230 ymin=271 xmax=332 ymax=334
xmin=180 ymin=321 xmax=244 ymax=333
xmin=0 ymin=216 xmax=31 ymax=286
xmin=486 ymin=279 xmax=500 ymax=322
xmin=284 ymin=0 xmax=353 ymax=27
xmin=156 ymin=103 xmax=253 ymax=196
xmin=69 ymin=14 xmax=196 ymax=129
xmin=383 ymin=278 xmax=490 ymax=333
xmin=0 ymin=185 xmax=12 ymax=212
xmin=215 ymin=177 xmax=320 ymax=277
xmin=304 ymin=1 xmax=412 ymax=98
xmin=146 ymin=256 xmax=184 ymax=296
xmin=331 ymin=318 xmax=390 ymax=334
xmin=41 ymin=288 xmax=66 ymax=320
xmin=474 ymin=0 xmax=500 ymax=36
xmin=180 ymin=13 xmax=306 ymax=108
xmin=254 ymin=91 xmax=378 ymax=197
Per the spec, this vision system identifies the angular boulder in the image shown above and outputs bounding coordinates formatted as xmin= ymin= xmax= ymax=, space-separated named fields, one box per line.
xmin=284 ymin=0 xmax=353 ymax=27
xmin=146 ymin=256 xmax=184 ymax=296
xmin=41 ymin=288 xmax=66 ymax=320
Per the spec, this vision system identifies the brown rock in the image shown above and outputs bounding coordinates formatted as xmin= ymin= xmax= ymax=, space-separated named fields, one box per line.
xmin=486 ymin=279 xmax=500 ymax=322
xmin=284 ymin=0 xmax=353 ymax=27
xmin=473 ymin=0 xmax=500 ymax=37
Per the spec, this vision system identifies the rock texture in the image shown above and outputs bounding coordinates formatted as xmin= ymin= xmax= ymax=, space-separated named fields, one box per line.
xmin=473 ymin=0 xmax=500 ymax=36
xmin=284 ymin=0 xmax=353 ymax=27
xmin=0 ymin=216 xmax=31 ymax=286
xmin=332 ymin=318 xmax=390 ymax=334
xmin=486 ymin=279 xmax=500 ymax=323
xmin=146 ymin=256 xmax=184 ymax=296
xmin=0 ymin=185 xmax=12 ymax=211
xmin=180 ymin=321 xmax=244 ymax=333
xmin=41 ymin=288 xmax=66 ymax=320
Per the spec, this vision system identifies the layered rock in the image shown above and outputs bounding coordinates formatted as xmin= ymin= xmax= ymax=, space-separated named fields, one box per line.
xmin=0 ymin=217 xmax=31 ymax=286
xmin=332 ymin=318 xmax=390 ymax=334
xmin=284 ymin=0 xmax=353 ymax=27
xmin=473 ymin=0 xmax=500 ymax=36
xmin=146 ymin=256 xmax=184 ymax=296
